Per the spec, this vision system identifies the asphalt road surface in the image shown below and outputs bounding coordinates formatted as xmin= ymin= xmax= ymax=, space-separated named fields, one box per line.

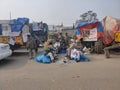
xmin=0 ymin=48 xmax=120 ymax=90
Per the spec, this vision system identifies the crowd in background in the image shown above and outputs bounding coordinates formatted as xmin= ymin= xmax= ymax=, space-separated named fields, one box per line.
xmin=26 ymin=32 xmax=90 ymax=63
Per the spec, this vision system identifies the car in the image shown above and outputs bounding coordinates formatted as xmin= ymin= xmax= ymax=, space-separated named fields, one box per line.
xmin=0 ymin=43 xmax=12 ymax=60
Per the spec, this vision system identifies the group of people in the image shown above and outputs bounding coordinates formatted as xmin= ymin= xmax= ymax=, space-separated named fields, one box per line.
xmin=42 ymin=32 xmax=70 ymax=62
xmin=65 ymin=36 xmax=90 ymax=62
xmin=26 ymin=32 xmax=90 ymax=63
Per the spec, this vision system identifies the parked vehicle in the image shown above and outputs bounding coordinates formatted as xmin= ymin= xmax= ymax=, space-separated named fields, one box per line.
xmin=75 ymin=16 xmax=120 ymax=56
xmin=0 ymin=43 xmax=12 ymax=60
xmin=0 ymin=18 xmax=30 ymax=50
xmin=30 ymin=22 xmax=48 ymax=42
xmin=75 ymin=21 xmax=103 ymax=53
xmin=102 ymin=16 xmax=120 ymax=58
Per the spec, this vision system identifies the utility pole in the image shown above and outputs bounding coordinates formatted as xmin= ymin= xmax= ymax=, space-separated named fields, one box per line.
xmin=10 ymin=12 xmax=12 ymax=20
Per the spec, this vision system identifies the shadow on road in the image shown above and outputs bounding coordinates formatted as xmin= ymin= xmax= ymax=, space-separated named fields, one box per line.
xmin=0 ymin=51 xmax=29 ymax=70
xmin=12 ymin=51 xmax=28 ymax=56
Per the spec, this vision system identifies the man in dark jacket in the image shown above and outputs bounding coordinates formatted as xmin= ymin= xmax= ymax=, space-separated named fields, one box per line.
xmin=26 ymin=34 xmax=38 ymax=59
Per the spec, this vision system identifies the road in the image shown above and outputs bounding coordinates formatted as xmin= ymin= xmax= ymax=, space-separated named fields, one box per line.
xmin=0 ymin=48 xmax=120 ymax=90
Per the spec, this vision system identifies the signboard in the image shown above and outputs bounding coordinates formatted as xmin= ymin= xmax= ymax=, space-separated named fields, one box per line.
xmin=83 ymin=28 xmax=97 ymax=41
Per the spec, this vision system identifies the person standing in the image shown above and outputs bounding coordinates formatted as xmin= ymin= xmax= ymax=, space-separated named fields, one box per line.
xmin=64 ymin=32 xmax=70 ymax=48
xmin=26 ymin=33 xmax=38 ymax=59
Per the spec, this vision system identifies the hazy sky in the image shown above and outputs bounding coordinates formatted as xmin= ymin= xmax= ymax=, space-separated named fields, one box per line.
xmin=0 ymin=0 xmax=120 ymax=25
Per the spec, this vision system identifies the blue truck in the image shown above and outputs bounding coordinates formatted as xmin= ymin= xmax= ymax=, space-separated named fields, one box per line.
xmin=30 ymin=22 xmax=48 ymax=42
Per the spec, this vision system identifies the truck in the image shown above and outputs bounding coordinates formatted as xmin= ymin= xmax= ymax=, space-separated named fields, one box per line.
xmin=0 ymin=18 xmax=30 ymax=50
xmin=30 ymin=22 xmax=48 ymax=42
xmin=75 ymin=21 xmax=103 ymax=54
xmin=102 ymin=16 xmax=120 ymax=58
xmin=75 ymin=16 xmax=120 ymax=57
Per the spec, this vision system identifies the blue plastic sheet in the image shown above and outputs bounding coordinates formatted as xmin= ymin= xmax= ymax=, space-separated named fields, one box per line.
xmin=73 ymin=54 xmax=90 ymax=62
xmin=97 ymin=22 xmax=103 ymax=32
xmin=76 ymin=21 xmax=97 ymax=28
xmin=80 ymin=55 xmax=89 ymax=61
xmin=35 ymin=53 xmax=51 ymax=64
xmin=76 ymin=21 xmax=103 ymax=32
xmin=10 ymin=18 xmax=29 ymax=32
xmin=75 ymin=29 xmax=81 ymax=35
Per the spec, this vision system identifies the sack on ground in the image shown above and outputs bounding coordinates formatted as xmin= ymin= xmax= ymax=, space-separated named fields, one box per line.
xmin=35 ymin=53 xmax=51 ymax=63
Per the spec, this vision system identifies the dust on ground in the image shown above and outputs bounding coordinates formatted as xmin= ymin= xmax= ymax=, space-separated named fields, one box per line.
xmin=0 ymin=49 xmax=120 ymax=90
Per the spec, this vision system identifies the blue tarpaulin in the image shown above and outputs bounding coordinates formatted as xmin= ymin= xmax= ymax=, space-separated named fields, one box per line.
xmin=76 ymin=21 xmax=103 ymax=32
xmin=76 ymin=21 xmax=97 ymax=28
xmin=35 ymin=53 xmax=51 ymax=64
xmin=10 ymin=18 xmax=29 ymax=32
xmin=75 ymin=29 xmax=81 ymax=35
xmin=97 ymin=22 xmax=103 ymax=32
xmin=75 ymin=21 xmax=103 ymax=40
